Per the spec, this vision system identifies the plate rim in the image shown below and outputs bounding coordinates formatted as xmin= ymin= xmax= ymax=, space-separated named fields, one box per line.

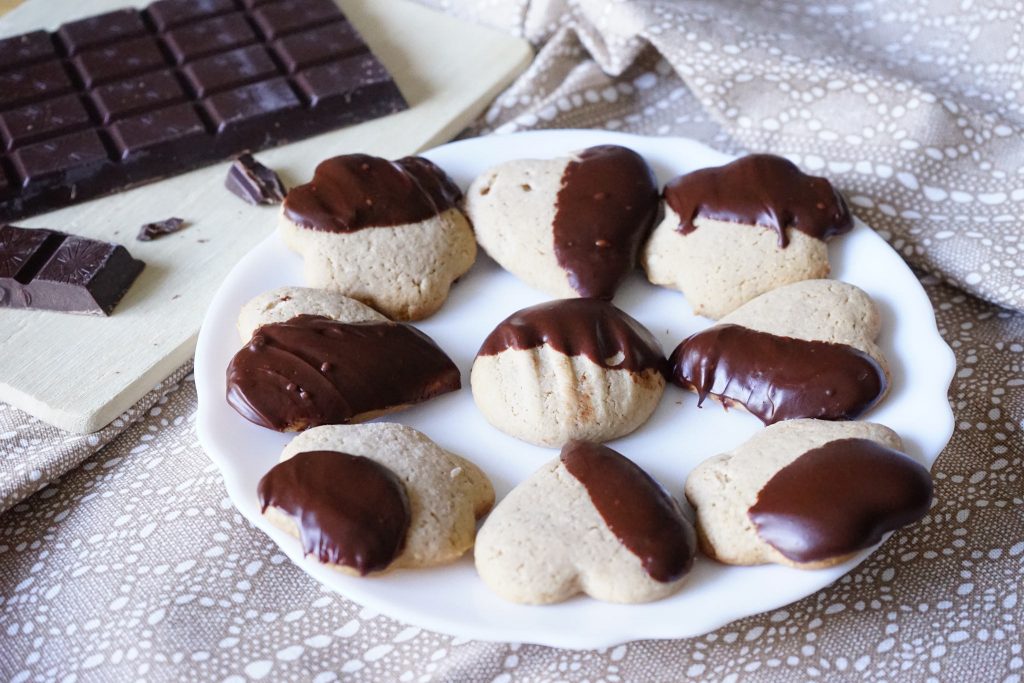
xmin=194 ymin=129 xmax=956 ymax=648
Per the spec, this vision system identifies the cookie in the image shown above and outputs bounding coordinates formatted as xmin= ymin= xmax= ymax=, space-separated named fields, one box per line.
xmin=475 ymin=440 xmax=696 ymax=604
xmin=465 ymin=145 xmax=659 ymax=299
xmin=471 ymin=298 xmax=666 ymax=447
xmin=670 ymin=279 xmax=889 ymax=424
xmin=642 ymin=154 xmax=853 ymax=319
xmin=236 ymin=286 xmax=386 ymax=342
xmin=280 ymin=154 xmax=476 ymax=321
xmin=259 ymin=423 xmax=494 ymax=575
xmin=684 ymin=419 xmax=933 ymax=569
xmin=227 ymin=303 xmax=460 ymax=431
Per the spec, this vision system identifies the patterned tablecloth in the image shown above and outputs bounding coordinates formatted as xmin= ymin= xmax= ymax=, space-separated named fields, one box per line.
xmin=1 ymin=1 xmax=1022 ymax=681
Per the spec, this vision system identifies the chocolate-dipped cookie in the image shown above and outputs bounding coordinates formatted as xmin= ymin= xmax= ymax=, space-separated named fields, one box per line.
xmin=642 ymin=154 xmax=853 ymax=319
xmin=260 ymin=423 xmax=494 ymax=575
xmin=465 ymin=145 xmax=659 ymax=300
xmin=475 ymin=440 xmax=696 ymax=604
xmin=227 ymin=288 xmax=460 ymax=432
xmin=471 ymin=298 xmax=667 ymax=447
xmin=669 ymin=279 xmax=889 ymax=424
xmin=685 ymin=419 xmax=932 ymax=569
xmin=280 ymin=154 xmax=476 ymax=320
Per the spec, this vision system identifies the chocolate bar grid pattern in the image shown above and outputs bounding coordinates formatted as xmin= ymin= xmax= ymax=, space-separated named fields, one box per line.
xmin=0 ymin=0 xmax=408 ymax=222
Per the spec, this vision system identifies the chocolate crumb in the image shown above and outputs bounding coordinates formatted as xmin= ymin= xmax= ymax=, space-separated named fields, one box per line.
xmin=225 ymin=153 xmax=287 ymax=205
xmin=137 ymin=217 xmax=187 ymax=241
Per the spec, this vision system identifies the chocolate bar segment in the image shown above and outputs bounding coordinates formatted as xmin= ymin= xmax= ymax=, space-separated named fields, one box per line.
xmin=1 ymin=94 xmax=92 ymax=150
xmin=147 ymin=0 xmax=237 ymax=31
xmin=0 ymin=61 xmax=74 ymax=110
xmin=164 ymin=12 xmax=258 ymax=64
xmin=0 ymin=224 xmax=144 ymax=315
xmin=0 ymin=0 xmax=408 ymax=223
xmin=57 ymin=9 xmax=148 ymax=55
xmin=71 ymin=36 xmax=167 ymax=88
xmin=0 ymin=31 xmax=55 ymax=68
xmin=182 ymin=45 xmax=279 ymax=97
xmin=91 ymin=70 xmax=187 ymax=124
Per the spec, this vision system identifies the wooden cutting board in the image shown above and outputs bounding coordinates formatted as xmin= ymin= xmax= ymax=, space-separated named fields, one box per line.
xmin=0 ymin=0 xmax=531 ymax=433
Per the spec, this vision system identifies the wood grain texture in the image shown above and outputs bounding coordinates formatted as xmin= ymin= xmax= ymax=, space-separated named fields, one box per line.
xmin=0 ymin=0 xmax=532 ymax=433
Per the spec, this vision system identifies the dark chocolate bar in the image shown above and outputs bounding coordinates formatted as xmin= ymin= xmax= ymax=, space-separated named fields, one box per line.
xmin=0 ymin=224 xmax=144 ymax=315
xmin=0 ymin=0 xmax=408 ymax=222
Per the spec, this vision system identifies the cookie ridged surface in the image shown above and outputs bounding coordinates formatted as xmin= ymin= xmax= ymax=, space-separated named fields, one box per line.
xmin=685 ymin=419 xmax=932 ymax=569
xmin=263 ymin=423 xmax=494 ymax=575
xmin=471 ymin=299 xmax=666 ymax=447
xmin=475 ymin=441 xmax=695 ymax=604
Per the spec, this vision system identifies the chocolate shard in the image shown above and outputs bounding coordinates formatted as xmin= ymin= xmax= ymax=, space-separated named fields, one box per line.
xmin=0 ymin=0 xmax=407 ymax=223
xmin=225 ymin=153 xmax=287 ymax=205
xmin=0 ymin=224 xmax=144 ymax=315
xmin=137 ymin=217 xmax=187 ymax=241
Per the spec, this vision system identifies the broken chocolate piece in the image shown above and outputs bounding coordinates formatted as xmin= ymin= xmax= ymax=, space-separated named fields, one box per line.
xmin=225 ymin=153 xmax=287 ymax=205
xmin=0 ymin=224 xmax=144 ymax=315
xmin=137 ymin=217 xmax=187 ymax=241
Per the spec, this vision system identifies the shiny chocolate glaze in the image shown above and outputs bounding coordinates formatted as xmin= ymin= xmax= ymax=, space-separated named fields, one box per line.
xmin=476 ymin=298 xmax=665 ymax=374
xmin=670 ymin=324 xmax=886 ymax=424
xmin=283 ymin=154 xmax=462 ymax=232
xmin=227 ymin=314 xmax=460 ymax=431
xmin=552 ymin=145 xmax=659 ymax=298
xmin=664 ymin=154 xmax=853 ymax=247
xmin=561 ymin=440 xmax=696 ymax=582
xmin=258 ymin=450 xmax=411 ymax=575
xmin=749 ymin=438 xmax=933 ymax=563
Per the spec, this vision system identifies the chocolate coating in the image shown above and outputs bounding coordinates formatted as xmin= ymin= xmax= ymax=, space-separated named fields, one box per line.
xmin=227 ymin=314 xmax=460 ymax=431
xmin=670 ymin=324 xmax=886 ymax=424
xmin=552 ymin=145 xmax=659 ymax=299
xmin=257 ymin=450 xmax=411 ymax=575
xmin=283 ymin=155 xmax=462 ymax=232
xmin=749 ymin=438 xmax=933 ymax=563
xmin=561 ymin=440 xmax=696 ymax=583
xmin=476 ymin=298 xmax=665 ymax=374
xmin=664 ymin=154 xmax=853 ymax=247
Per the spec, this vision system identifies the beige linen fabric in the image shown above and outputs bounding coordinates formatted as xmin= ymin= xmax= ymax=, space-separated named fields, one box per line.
xmin=2 ymin=0 xmax=1023 ymax=680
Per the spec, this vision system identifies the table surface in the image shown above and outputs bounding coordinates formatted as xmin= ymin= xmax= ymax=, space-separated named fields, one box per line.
xmin=0 ymin=0 xmax=17 ymax=16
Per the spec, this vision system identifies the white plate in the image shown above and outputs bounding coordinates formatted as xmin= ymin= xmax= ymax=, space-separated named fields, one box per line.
xmin=194 ymin=130 xmax=955 ymax=649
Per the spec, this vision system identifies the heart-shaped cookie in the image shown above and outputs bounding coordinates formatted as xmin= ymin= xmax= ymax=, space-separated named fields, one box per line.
xmin=642 ymin=154 xmax=852 ymax=319
xmin=685 ymin=419 xmax=932 ymax=569
xmin=475 ymin=441 xmax=696 ymax=604
xmin=227 ymin=287 xmax=460 ymax=432
xmin=465 ymin=144 xmax=659 ymax=299
xmin=280 ymin=154 xmax=476 ymax=320
xmin=260 ymin=423 xmax=494 ymax=575
xmin=471 ymin=298 xmax=666 ymax=447
xmin=669 ymin=279 xmax=889 ymax=424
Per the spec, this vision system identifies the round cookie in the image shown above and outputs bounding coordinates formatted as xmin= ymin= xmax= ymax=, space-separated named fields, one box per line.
xmin=470 ymin=298 xmax=666 ymax=447
xmin=465 ymin=145 xmax=659 ymax=300
xmin=280 ymin=154 xmax=476 ymax=321
xmin=642 ymin=154 xmax=852 ymax=319
xmin=237 ymin=286 xmax=387 ymax=342
xmin=475 ymin=440 xmax=696 ymax=604
xmin=684 ymin=419 xmax=933 ymax=569
xmin=260 ymin=423 xmax=495 ymax=575
xmin=669 ymin=279 xmax=890 ymax=424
